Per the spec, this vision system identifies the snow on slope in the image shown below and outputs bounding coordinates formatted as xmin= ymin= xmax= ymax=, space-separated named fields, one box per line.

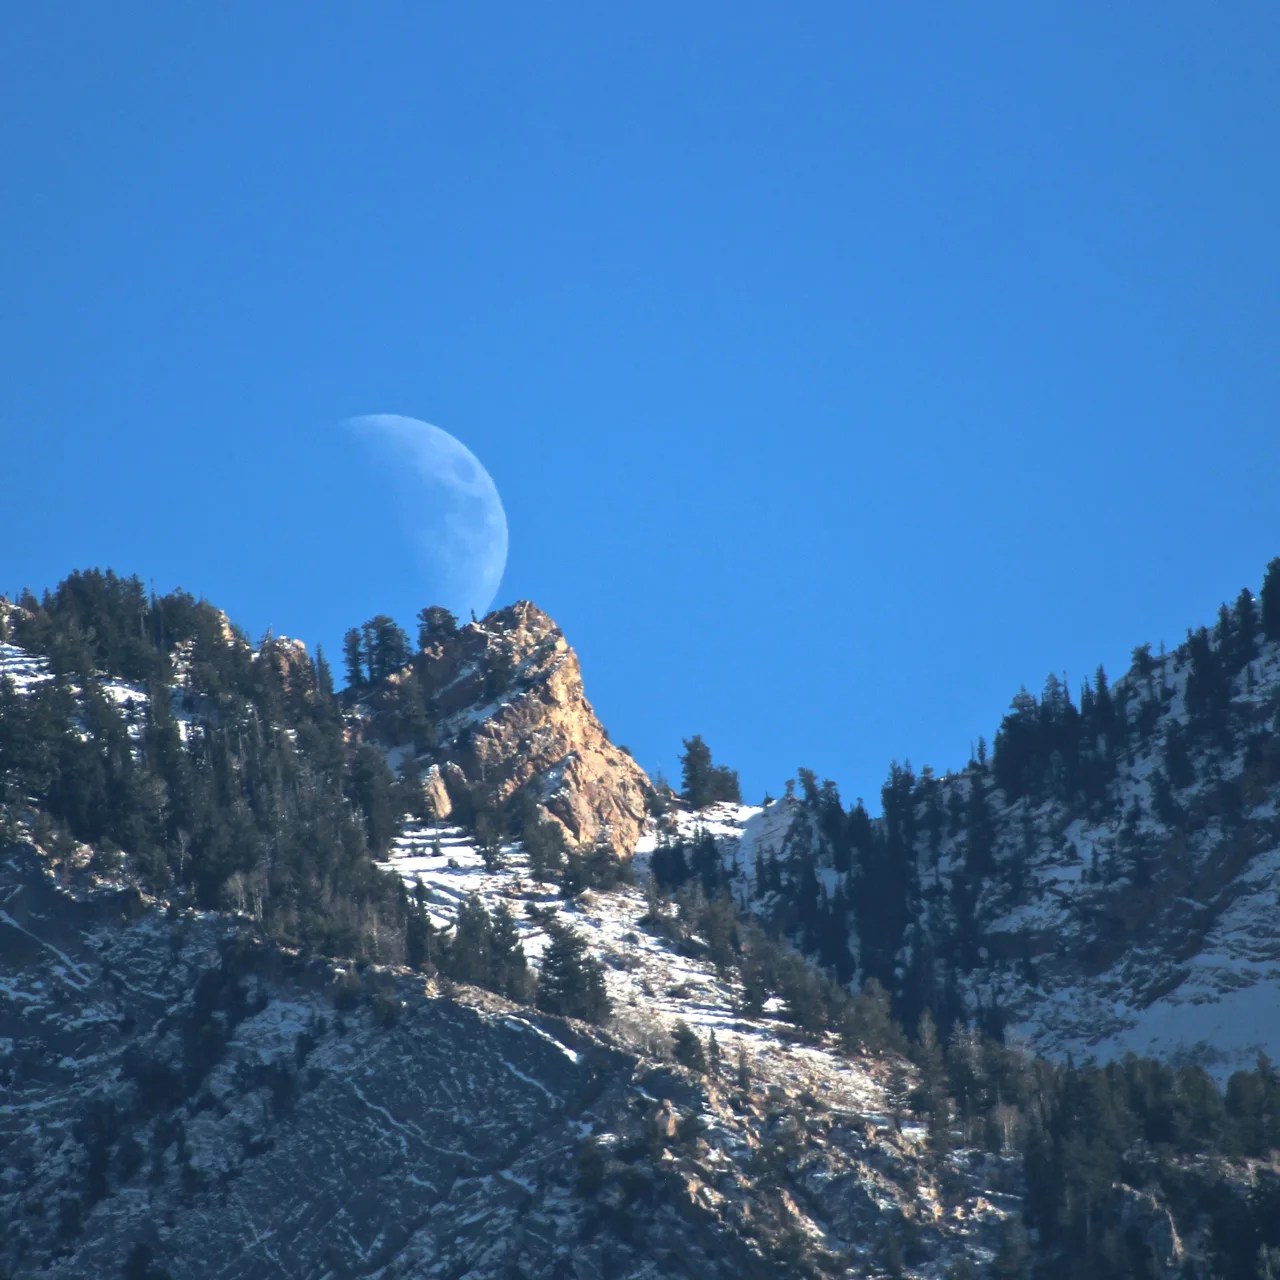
xmin=963 ymin=640 xmax=1280 ymax=1077
xmin=378 ymin=813 xmax=886 ymax=1118
xmin=0 ymin=639 xmax=202 ymax=743
xmin=676 ymin=645 xmax=1280 ymax=1080
xmin=635 ymin=799 xmax=799 ymax=910
xmin=0 ymin=642 xmax=51 ymax=692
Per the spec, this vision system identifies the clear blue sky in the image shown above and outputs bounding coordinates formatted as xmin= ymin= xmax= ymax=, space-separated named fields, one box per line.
xmin=3 ymin=4 xmax=1278 ymax=807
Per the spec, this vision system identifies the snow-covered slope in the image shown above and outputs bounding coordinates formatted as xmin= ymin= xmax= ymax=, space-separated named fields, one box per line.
xmin=948 ymin=637 xmax=1280 ymax=1076
xmin=0 ymin=641 xmax=52 ymax=692
xmin=686 ymin=634 xmax=1280 ymax=1080
xmin=380 ymin=816 xmax=880 ymax=1116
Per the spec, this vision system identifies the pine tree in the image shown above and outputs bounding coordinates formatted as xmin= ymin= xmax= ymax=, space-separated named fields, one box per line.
xmin=523 ymin=816 xmax=567 ymax=881
xmin=737 ymin=950 xmax=769 ymax=1018
xmin=536 ymin=923 xmax=610 ymax=1023
xmin=1234 ymin=587 xmax=1259 ymax=668
xmin=671 ymin=1020 xmax=707 ymax=1072
xmin=1262 ymin=557 xmax=1280 ymax=642
xmin=449 ymin=894 xmax=493 ymax=987
xmin=342 ymin=628 xmax=363 ymax=690
xmin=314 ymin=646 xmax=335 ymax=701
xmin=963 ymin=774 xmax=995 ymax=876
xmin=363 ymin=616 xmax=411 ymax=684
xmin=488 ymin=903 xmax=533 ymax=1001
xmin=416 ymin=605 xmax=458 ymax=648
xmin=679 ymin=735 xmax=741 ymax=809
xmin=473 ymin=807 xmax=505 ymax=871
xmin=405 ymin=898 xmax=436 ymax=971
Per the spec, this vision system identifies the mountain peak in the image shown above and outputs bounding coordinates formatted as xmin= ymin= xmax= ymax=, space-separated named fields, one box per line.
xmin=367 ymin=599 xmax=654 ymax=854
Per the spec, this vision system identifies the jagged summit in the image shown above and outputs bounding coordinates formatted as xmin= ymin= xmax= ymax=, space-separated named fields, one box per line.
xmin=358 ymin=598 xmax=655 ymax=855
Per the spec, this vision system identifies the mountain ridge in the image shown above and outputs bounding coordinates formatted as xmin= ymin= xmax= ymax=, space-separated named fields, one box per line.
xmin=3 ymin=563 xmax=1280 ymax=1278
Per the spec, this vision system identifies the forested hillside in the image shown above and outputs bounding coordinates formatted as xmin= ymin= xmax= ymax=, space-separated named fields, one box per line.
xmin=667 ymin=558 xmax=1280 ymax=1066
xmin=4 ymin=565 xmax=1280 ymax=1278
xmin=1 ymin=570 xmax=410 ymax=956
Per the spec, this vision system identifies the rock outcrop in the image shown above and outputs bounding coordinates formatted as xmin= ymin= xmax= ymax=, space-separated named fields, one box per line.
xmin=381 ymin=601 xmax=654 ymax=854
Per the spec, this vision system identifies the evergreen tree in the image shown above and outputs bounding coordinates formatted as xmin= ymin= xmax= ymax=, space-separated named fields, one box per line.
xmin=522 ymin=816 xmax=567 ymax=881
xmin=993 ymin=688 xmax=1040 ymax=800
xmin=364 ymin=616 xmax=412 ymax=684
xmin=1185 ymin=625 xmax=1231 ymax=728
xmin=1234 ymin=587 xmax=1259 ymax=668
xmin=1262 ymin=557 xmax=1280 ymax=642
xmin=963 ymin=774 xmax=995 ymax=877
xmin=314 ymin=646 xmax=335 ymax=701
xmin=473 ymin=807 xmax=505 ymax=871
xmin=405 ymin=896 xmax=437 ymax=972
xmin=650 ymin=838 xmax=691 ymax=891
xmin=416 ymin=605 xmax=458 ymax=648
xmin=449 ymin=894 xmax=493 ymax=987
xmin=488 ymin=903 xmax=533 ymax=1001
xmin=855 ymin=760 xmax=917 ymax=993
xmin=536 ymin=923 xmax=610 ymax=1023
xmin=342 ymin=628 xmax=364 ymax=690
xmin=671 ymin=1020 xmax=707 ymax=1072
xmin=679 ymin=735 xmax=742 ymax=809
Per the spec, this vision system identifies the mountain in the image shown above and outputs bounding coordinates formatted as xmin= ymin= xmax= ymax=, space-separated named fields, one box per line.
xmin=351 ymin=599 xmax=654 ymax=855
xmin=2 ymin=565 xmax=1280 ymax=1279
xmin=673 ymin=566 xmax=1280 ymax=1081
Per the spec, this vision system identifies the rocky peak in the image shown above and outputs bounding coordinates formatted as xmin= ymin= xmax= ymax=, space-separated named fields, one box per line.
xmin=256 ymin=634 xmax=310 ymax=691
xmin=382 ymin=600 xmax=654 ymax=854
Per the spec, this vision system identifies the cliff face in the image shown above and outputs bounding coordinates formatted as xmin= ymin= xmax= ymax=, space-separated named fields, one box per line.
xmin=380 ymin=601 xmax=655 ymax=854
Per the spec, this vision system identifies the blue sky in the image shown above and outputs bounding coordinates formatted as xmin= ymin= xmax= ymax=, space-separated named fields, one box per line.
xmin=3 ymin=4 xmax=1278 ymax=806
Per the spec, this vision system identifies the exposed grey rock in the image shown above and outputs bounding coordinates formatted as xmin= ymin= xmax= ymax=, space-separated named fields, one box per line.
xmin=0 ymin=843 xmax=1010 ymax=1279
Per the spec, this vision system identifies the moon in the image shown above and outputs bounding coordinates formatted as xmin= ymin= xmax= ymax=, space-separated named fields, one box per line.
xmin=345 ymin=414 xmax=509 ymax=619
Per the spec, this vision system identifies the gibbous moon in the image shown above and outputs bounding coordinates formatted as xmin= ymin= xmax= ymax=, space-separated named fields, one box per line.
xmin=345 ymin=414 xmax=509 ymax=620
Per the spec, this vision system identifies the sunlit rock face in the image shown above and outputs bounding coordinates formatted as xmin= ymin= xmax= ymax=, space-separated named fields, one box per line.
xmin=385 ymin=600 xmax=655 ymax=855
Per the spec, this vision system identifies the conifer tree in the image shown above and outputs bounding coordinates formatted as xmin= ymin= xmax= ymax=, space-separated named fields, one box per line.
xmin=679 ymin=735 xmax=742 ymax=809
xmin=342 ymin=628 xmax=364 ymax=690
xmin=1262 ymin=557 xmax=1280 ymax=642
xmin=671 ymin=1020 xmax=707 ymax=1072
xmin=523 ymin=816 xmax=567 ymax=881
xmin=1234 ymin=587 xmax=1259 ymax=668
xmin=416 ymin=605 xmax=458 ymax=648
xmin=405 ymin=898 xmax=436 ymax=971
xmin=488 ymin=903 xmax=533 ymax=1001
xmin=449 ymin=894 xmax=493 ymax=987
xmin=363 ymin=616 xmax=412 ymax=684
xmin=536 ymin=922 xmax=610 ymax=1023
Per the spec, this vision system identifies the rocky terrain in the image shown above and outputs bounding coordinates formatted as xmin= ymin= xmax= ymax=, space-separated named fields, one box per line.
xmin=4 ymin=569 xmax=1280 ymax=1278
xmin=1 ymin=837 xmax=1017 ymax=1279
xmin=359 ymin=601 xmax=654 ymax=856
